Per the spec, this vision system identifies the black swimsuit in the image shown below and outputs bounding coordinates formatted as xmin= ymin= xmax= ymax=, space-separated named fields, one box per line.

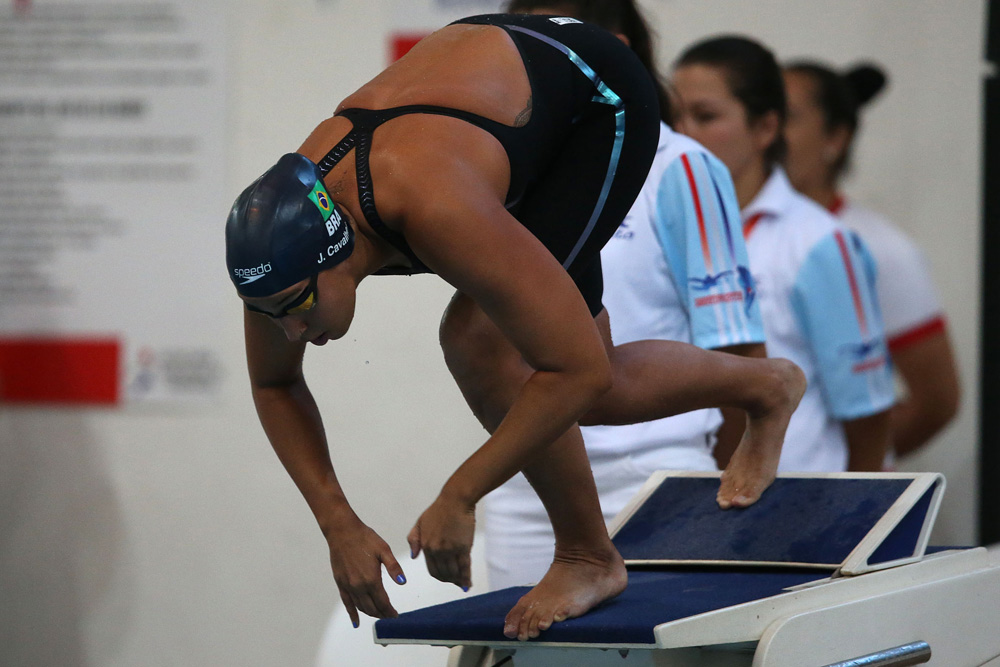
xmin=316 ymin=13 xmax=659 ymax=315
xmin=316 ymin=101 xmax=539 ymax=274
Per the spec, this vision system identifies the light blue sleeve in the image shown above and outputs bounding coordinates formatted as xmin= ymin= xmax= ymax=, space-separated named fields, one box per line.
xmin=790 ymin=229 xmax=896 ymax=419
xmin=652 ymin=150 xmax=766 ymax=350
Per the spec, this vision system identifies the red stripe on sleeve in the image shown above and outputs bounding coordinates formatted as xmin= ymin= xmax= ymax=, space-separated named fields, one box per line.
xmin=887 ymin=316 xmax=947 ymax=354
xmin=680 ymin=154 xmax=714 ymax=272
xmin=833 ymin=230 xmax=869 ymax=337
xmin=0 ymin=337 xmax=121 ymax=405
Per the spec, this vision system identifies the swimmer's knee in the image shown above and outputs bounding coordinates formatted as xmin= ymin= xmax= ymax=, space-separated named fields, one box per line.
xmin=439 ymin=292 xmax=499 ymax=370
xmin=578 ymin=403 xmax=610 ymax=427
xmin=594 ymin=308 xmax=615 ymax=358
xmin=439 ymin=293 xmax=537 ymax=431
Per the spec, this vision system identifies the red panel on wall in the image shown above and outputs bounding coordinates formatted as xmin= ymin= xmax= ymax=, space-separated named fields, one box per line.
xmin=0 ymin=337 xmax=121 ymax=405
xmin=390 ymin=32 xmax=431 ymax=63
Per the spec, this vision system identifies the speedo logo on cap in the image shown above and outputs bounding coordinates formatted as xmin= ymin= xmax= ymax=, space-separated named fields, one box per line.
xmin=234 ymin=262 xmax=272 ymax=285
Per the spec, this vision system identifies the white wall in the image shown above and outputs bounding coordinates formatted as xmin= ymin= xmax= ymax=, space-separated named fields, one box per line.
xmin=0 ymin=1 xmax=986 ymax=666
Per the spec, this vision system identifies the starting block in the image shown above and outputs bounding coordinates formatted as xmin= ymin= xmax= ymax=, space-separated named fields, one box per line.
xmin=374 ymin=472 xmax=1000 ymax=666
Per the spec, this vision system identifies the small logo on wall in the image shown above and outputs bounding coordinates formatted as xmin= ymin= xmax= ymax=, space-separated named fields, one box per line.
xmin=130 ymin=346 xmax=157 ymax=395
xmin=128 ymin=346 xmax=223 ymax=401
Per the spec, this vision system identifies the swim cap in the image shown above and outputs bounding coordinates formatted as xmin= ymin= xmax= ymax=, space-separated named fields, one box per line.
xmin=226 ymin=153 xmax=354 ymax=297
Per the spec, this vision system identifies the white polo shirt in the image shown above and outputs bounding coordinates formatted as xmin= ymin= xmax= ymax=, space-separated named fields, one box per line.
xmin=582 ymin=123 xmax=766 ymax=467
xmin=743 ymin=169 xmax=895 ymax=472
xmin=832 ymin=197 xmax=948 ymax=353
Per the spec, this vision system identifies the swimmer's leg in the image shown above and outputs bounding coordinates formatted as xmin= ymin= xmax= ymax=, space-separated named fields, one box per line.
xmin=502 ymin=426 xmax=628 ymax=640
xmin=440 ymin=292 xmax=626 ymax=640
xmin=580 ymin=310 xmax=806 ymax=508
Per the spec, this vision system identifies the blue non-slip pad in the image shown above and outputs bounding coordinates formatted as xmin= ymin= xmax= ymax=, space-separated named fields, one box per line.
xmin=374 ymin=568 xmax=828 ymax=646
xmin=868 ymin=481 xmax=938 ymax=565
xmin=612 ymin=476 xmax=912 ymax=566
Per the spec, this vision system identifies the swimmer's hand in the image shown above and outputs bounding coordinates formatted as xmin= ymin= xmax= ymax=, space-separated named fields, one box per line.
xmin=325 ymin=512 xmax=407 ymax=628
xmin=407 ymin=493 xmax=476 ymax=591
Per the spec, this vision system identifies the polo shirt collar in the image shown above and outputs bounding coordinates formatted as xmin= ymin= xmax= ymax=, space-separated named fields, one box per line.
xmin=741 ymin=167 xmax=796 ymax=224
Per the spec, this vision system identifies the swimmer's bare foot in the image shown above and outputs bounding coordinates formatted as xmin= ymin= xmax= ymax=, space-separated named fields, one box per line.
xmin=503 ymin=546 xmax=627 ymax=641
xmin=717 ymin=358 xmax=806 ymax=509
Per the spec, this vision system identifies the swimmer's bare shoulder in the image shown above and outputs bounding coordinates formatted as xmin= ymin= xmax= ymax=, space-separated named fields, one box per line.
xmin=339 ymin=23 xmax=531 ymax=128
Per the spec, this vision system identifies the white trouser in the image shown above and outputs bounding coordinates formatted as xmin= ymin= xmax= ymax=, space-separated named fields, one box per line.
xmin=482 ymin=446 xmax=717 ymax=590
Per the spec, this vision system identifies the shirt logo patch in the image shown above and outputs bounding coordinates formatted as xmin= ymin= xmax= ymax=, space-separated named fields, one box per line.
xmin=841 ymin=340 xmax=887 ymax=373
xmin=548 ymin=17 xmax=582 ymax=25
xmin=736 ymin=265 xmax=757 ymax=314
xmin=689 ymin=270 xmax=732 ymax=290
xmin=694 ymin=291 xmax=743 ymax=308
xmin=613 ymin=220 xmax=634 ymax=240
xmin=690 ymin=270 xmax=744 ymax=308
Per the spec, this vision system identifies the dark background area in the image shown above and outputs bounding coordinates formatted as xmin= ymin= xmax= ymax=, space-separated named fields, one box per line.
xmin=980 ymin=0 xmax=999 ymax=545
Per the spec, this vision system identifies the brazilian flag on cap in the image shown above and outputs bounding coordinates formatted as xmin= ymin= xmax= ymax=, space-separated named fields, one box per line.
xmin=307 ymin=181 xmax=334 ymax=221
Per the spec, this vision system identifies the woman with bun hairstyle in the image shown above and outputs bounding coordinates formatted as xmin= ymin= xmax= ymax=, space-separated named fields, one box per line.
xmin=783 ymin=62 xmax=960 ymax=458
xmin=672 ymin=36 xmax=896 ymax=474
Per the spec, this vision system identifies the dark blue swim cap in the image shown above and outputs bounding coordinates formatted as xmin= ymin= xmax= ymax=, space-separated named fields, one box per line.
xmin=226 ymin=153 xmax=354 ymax=297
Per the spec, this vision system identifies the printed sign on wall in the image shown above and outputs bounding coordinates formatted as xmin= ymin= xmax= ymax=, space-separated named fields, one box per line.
xmin=0 ymin=0 xmax=227 ymax=405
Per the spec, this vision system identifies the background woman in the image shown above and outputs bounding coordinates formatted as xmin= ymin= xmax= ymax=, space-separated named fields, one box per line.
xmin=672 ymin=36 xmax=896 ymax=473
xmin=782 ymin=61 xmax=960 ymax=459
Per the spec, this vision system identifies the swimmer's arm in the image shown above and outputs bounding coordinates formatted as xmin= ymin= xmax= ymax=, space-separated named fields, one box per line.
xmin=244 ymin=308 xmax=353 ymax=528
xmin=244 ymin=310 xmax=405 ymax=623
xmin=382 ymin=157 xmax=612 ymax=504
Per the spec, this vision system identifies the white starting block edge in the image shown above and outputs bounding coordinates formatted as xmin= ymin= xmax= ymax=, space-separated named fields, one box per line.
xmin=442 ymin=547 xmax=1000 ymax=666
xmin=651 ymin=546 xmax=994 ymax=649
xmin=380 ymin=471 xmax=1000 ymax=665
xmin=606 ymin=471 xmax=946 ymax=576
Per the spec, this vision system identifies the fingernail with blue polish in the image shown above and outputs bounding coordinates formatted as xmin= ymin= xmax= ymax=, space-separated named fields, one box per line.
xmin=462 ymin=586 xmax=469 ymax=592
xmin=352 ymin=620 xmax=359 ymax=629
xmin=396 ymin=574 xmax=406 ymax=584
